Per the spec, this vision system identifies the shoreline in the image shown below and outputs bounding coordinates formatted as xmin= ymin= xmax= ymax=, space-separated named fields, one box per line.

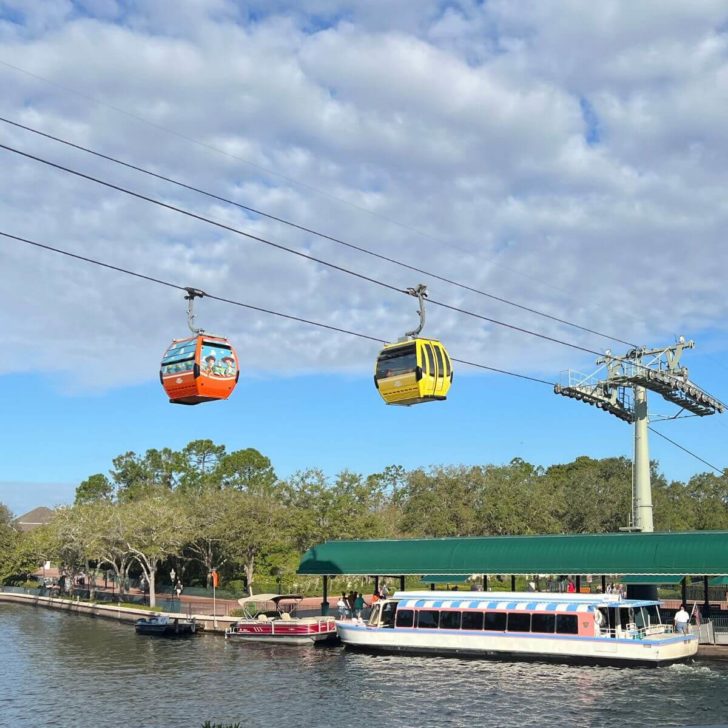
xmin=0 ymin=589 xmax=236 ymax=633
xmin=3 ymin=589 xmax=728 ymax=658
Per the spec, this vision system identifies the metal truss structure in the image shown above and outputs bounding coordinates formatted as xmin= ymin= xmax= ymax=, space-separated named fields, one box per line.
xmin=554 ymin=338 xmax=725 ymax=533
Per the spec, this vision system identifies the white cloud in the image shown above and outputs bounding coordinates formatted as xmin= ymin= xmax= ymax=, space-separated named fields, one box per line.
xmin=1 ymin=0 xmax=727 ymax=394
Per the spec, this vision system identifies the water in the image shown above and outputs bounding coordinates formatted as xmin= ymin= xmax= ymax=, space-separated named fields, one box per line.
xmin=2 ymin=604 xmax=728 ymax=727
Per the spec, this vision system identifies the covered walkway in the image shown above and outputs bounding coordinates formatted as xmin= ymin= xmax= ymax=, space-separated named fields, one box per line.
xmin=298 ymin=531 xmax=728 ymax=614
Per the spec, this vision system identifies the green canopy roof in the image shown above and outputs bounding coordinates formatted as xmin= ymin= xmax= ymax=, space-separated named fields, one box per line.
xmin=620 ymin=575 xmax=684 ymax=585
xmin=298 ymin=531 xmax=728 ymax=576
xmin=421 ymin=574 xmax=471 ymax=583
xmin=709 ymin=576 xmax=728 ymax=586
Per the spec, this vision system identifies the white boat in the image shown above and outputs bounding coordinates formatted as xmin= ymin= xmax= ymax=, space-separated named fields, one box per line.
xmin=336 ymin=590 xmax=698 ymax=666
xmin=225 ymin=594 xmax=338 ymax=645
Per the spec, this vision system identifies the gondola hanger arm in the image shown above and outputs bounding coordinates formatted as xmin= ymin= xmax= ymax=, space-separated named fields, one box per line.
xmin=404 ymin=284 xmax=428 ymax=338
xmin=184 ymin=287 xmax=207 ymax=335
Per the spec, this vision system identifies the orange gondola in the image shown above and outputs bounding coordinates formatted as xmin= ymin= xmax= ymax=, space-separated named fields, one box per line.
xmin=160 ymin=288 xmax=239 ymax=405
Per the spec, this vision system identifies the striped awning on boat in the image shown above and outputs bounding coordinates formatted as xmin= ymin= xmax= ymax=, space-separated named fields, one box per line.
xmin=396 ymin=598 xmax=594 ymax=612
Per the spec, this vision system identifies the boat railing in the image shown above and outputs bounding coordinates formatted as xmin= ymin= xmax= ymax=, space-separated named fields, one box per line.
xmin=598 ymin=624 xmax=673 ymax=640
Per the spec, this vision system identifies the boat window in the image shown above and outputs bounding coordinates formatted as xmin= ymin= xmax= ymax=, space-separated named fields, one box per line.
xmin=555 ymin=614 xmax=578 ymax=635
xmin=381 ymin=602 xmax=397 ymax=628
xmin=531 ymin=613 xmax=556 ymax=634
xmin=368 ymin=603 xmax=382 ymax=626
xmin=619 ymin=607 xmax=631 ymax=629
xmin=634 ymin=608 xmax=647 ymax=630
xmin=417 ymin=610 xmax=439 ymax=629
xmin=645 ymin=605 xmax=661 ymax=626
xmin=440 ymin=611 xmax=461 ymax=630
xmin=395 ymin=609 xmax=414 ymax=628
xmin=461 ymin=612 xmax=484 ymax=630
xmin=507 ymin=613 xmax=531 ymax=632
xmin=376 ymin=343 xmax=417 ymax=378
xmin=483 ymin=612 xmax=506 ymax=631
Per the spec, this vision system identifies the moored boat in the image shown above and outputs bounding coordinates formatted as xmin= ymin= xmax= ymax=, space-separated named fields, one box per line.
xmin=225 ymin=594 xmax=337 ymax=645
xmin=336 ymin=590 xmax=698 ymax=666
xmin=135 ymin=614 xmax=197 ymax=636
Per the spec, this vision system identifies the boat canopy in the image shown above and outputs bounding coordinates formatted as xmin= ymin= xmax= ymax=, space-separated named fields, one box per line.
xmin=392 ymin=591 xmax=661 ymax=612
xmin=237 ymin=594 xmax=303 ymax=607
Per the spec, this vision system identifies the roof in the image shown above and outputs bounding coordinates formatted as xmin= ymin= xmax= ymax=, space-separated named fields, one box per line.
xmin=14 ymin=506 xmax=54 ymax=532
xmin=392 ymin=591 xmax=658 ymax=611
xmin=422 ymin=574 xmax=472 ymax=583
xmin=237 ymin=594 xmax=303 ymax=606
xmin=297 ymin=531 xmax=728 ymax=577
xmin=709 ymin=576 xmax=728 ymax=586
xmin=621 ymin=575 xmax=685 ymax=585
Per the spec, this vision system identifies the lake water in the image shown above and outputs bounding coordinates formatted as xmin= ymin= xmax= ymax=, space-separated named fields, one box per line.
xmin=2 ymin=604 xmax=728 ymax=727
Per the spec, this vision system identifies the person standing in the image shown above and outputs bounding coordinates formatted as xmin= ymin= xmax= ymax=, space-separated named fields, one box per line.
xmin=354 ymin=592 xmax=365 ymax=620
xmin=674 ymin=604 xmax=690 ymax=634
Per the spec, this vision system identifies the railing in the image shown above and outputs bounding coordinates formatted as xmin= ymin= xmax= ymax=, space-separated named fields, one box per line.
xmin=712 ymin=616 xmax=728 ymax=633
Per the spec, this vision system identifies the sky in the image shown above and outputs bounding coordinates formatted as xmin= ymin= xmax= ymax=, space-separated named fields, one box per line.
xmin=1 ymin=0 xmax=728 ymax=517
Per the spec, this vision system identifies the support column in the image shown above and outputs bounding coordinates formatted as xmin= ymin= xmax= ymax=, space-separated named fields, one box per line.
xmin=576 ymin=575 xmax=581 ymax=593
xmin=400 ymin=575 xmax=405 ymax=592
xmin=321 ymin=575 xmax=329 ymax=616
xmin=601 ymin=575 xmax=606 ymax=593
xmin=703 ymin=576 xmax=711 ymax=618
xmin=633 ymin=385 xmax=654 ymax=533
xmin=483 ymin=575 xmax=488 ymax=591
xmin=374 ymin=576 xmax=379 ymax=593
xmin=511 ymin=575 xmax=516 ymax=591
xmin=681 ymin=577 xmax=687 ymax=606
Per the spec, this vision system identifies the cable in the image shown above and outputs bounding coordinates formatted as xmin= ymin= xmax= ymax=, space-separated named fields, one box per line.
xmin=0 ymin=229 xmax=553 ymax=386
xmin=0 ymin=115 xmax=638 ymax=349
xmin=0 ymin=141 xmax=611 ymax=359
xmin=648 ymin=426 xmax=723 ymax=475
xmin=0 ymin=58 xmax=579 ymax=298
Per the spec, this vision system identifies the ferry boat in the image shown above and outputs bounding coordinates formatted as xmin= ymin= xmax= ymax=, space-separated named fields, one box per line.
xmin=225 ymin=594 xmax=338 ymax=645
xmin=336 ymin=591 xmax=698 ymax=666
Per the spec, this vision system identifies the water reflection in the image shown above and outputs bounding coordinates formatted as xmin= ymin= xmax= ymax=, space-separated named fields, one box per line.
xmin=1 ymin=605 xmax=727 ymax=727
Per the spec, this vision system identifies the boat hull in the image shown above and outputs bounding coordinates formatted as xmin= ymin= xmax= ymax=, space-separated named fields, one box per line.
xmin=226 ymin=617 xmax=338 ymax=645
xmin=336 ymin=622 xmax=698 ymax=667
xmin=135 ymin=618 xmax=196 ymax=636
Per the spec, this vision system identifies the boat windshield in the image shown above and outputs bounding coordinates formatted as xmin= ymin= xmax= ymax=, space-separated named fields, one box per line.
xmin=368 ymin=603 xmax=382 ymax=626
xmin=645 ymin=604 xmax=661 ymax=626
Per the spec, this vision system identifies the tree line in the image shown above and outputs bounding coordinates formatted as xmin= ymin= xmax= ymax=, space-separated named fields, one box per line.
xmin=1 ymin=439 xmax=726 ymax=606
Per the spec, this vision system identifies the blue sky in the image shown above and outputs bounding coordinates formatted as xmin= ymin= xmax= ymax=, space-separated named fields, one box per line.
xmin=1 ymin=1 xmax=728 ymax=516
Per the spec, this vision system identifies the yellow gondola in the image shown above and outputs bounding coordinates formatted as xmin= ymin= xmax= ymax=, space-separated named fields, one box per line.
xmin=374 ymin=284 xmax=453 ymax=406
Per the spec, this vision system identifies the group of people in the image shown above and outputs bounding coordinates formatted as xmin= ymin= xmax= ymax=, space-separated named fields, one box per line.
xmin=337 ymin=584 xmax=390 ymax=620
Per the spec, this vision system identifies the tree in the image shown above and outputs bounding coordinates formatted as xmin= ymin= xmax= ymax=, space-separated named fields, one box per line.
xmin=75 ymin=474 xmax=113 ymax=504
xmin=216 ymin=448 xmax=278 ymax=495
xmin=0 ymin=503 xmax=21 ymax=582
xmin=177 ymin=440 xmax=226 ymax=493
xmin=120 ymin=495 xmax=190 ymax=607
xmin=220 ymin=491 xmax=289 ymax=594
